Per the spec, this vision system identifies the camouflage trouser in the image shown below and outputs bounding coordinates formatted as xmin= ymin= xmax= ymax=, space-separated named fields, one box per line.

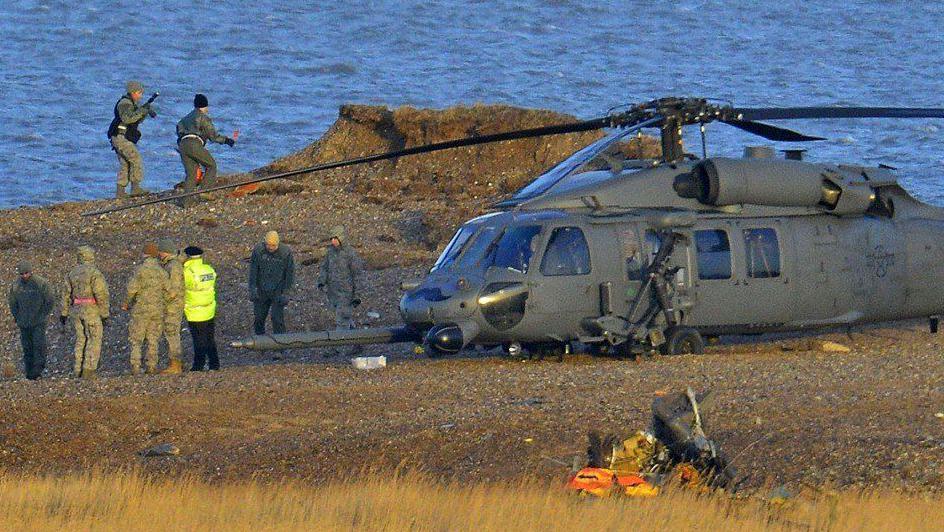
xmin=72 ymin=306 xmax=103 ymax=376
xmin=163 ymin=306 xmax=184 ymax=364
xmin=331 ymin=299 xmax=354 ymax=329
xmin=129 ymin=311 xmax=162 ymax=372
xmin=111 ymin=135 xmax=143 ymax=186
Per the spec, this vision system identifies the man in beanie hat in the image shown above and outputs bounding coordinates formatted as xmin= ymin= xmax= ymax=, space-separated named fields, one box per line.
xmin=61 ymin=245 xmax=110 ymax=379
xmin=121 ymin=243 xmax=168 ymax=375
xmin=107 ymin=80 xmax=157 ymax=198
xmin=175 ymin=93 xmax=237 ymax=207
xmin=157 ymin=239 xmax=185 ymax=374
xmin=182 ymin=245 xmax=219 ymax=370
xmin=317 ymin=225 xmax=364 ymax=356
xmin=249 ymin=230 xmax=295 ymax=337
xmin=7 ymin=261 xmax=56 ymax=380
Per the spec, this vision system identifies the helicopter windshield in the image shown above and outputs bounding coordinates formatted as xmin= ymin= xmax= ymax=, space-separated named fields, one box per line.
xmin=509 ymin=127 xmax=647 ymax=202
xmin=482 ymin=225 xmax=542 ymax=273
xmin=432 ymin=224 xmax=477 ymax=271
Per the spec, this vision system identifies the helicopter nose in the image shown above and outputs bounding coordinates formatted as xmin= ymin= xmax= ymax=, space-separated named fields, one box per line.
xmin=399 ymin=283 xmax=478 ymax=326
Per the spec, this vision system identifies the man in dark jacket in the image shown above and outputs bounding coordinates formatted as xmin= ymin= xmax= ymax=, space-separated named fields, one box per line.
xmin=175 ymin=93 xmax=236 ymax=207
xmin=249 ymin=231 xmax=295 ymax=335
xmin=7 ymin=261 xmax=56 ymax=379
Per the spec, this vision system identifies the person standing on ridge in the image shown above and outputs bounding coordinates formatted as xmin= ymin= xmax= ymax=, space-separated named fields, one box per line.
xmin=60 ymin=246 xmax=110 ymax=379
xmin=175 ymin=93 xmax=237 ymax=207
xmin=7 ymin=261 xmax=56 ymax=380
xmin=249 ymin=230 xmax=295 ymax=337
xmin=183 ymin=246 xmax=219 ymax=371
xmin=108 ymin=80 xmax=156 ymax=198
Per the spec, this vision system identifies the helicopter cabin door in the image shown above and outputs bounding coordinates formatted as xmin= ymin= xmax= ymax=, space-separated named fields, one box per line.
xmin=527 ymin=223 xmax=600 ymax=337
xmin=729 ymin=219 xmax=795 ymax=328
xmin=686 ymin=219 xmax=794 ymax=331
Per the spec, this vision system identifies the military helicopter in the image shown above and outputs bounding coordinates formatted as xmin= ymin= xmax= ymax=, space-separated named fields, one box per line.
xmin=87 ymin=97 xmax=944 ymax=359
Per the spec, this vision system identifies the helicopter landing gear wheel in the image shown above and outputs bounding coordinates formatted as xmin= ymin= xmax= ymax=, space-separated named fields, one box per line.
xmin=660 ymin=326 xmax=704 ymax=356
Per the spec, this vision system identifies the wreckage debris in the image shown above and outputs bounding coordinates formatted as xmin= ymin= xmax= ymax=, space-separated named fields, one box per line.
xmin=566 ymin=388 xmax=735 ymax=498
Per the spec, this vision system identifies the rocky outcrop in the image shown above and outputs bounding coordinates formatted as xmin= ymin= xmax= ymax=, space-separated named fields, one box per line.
xmin=253 ymin=104 xmax=660 ymax=204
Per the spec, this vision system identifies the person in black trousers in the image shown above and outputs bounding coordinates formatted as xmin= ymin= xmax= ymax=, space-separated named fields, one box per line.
xmin=182 ymin=246 xmax=220 ymax=371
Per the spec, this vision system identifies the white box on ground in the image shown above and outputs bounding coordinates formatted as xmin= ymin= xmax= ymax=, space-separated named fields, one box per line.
xmin=352 ymin=356 xmax=386 ymax=370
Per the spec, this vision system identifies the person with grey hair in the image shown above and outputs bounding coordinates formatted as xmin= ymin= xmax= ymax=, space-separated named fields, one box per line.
xmin=7 ymin=261 xmax=56 ymax=380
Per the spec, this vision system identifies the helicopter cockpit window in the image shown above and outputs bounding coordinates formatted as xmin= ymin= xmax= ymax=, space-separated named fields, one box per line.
xmin=484 ymin=225 xmax=542 ymax=273
xmin=431 ymin=225 xmax=477 ymax=271
xmin=540 ymin=227 xmax=591 ymax=276
xmin=694 ymin=229 xmax=732 ymax=280
xmin=743 ymin=228 xmax=781 ymax=278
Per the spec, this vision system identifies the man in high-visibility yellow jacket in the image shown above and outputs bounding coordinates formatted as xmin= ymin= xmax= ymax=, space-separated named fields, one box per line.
xmin=182 ymin=245 xmax=219 ymax=371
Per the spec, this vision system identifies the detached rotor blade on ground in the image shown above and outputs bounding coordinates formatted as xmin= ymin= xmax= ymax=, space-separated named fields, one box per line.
xmin=721 ymin=120 xmax=825 ymax=142
xmin=735 ymin=107 xmax=944 ymax=121
xmin=81 ymin=117 xmax=613 ymax=217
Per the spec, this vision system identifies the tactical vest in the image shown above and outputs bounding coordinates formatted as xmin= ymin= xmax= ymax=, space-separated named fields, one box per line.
xmin=183 ymin=258 xmax=217 ymax=322
xmin=107 ymin=95 xmax=142 ymax=143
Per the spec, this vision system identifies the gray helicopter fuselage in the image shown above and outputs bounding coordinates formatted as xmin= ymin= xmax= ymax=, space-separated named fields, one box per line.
xmin=399 ymin=157 xmax=944 ymax=351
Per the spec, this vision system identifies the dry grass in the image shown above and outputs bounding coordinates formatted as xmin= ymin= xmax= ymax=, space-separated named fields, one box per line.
xmin=0 ymin=470 xmax=940 ymax=531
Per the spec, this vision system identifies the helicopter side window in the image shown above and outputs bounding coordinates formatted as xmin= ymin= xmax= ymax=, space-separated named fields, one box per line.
xmin=540 ymin=227 xmax=591 ymax=276
xmin=484 ymin=225 xmax=542 ymax=273
xmin=743 ymin=228 xmax=781 ymax=278
xmin=694 ymin=229 xmax=732 ymax=280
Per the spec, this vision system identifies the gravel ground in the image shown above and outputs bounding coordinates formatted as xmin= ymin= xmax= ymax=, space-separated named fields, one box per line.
xmin=0 ymin=326 xmax=942 ymax=492
xmin=0 ymin=105 xmax=942 ymax=492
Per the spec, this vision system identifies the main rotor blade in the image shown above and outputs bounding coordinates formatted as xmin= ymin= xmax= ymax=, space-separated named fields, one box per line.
xmin=735 ymin=106 xmax=944 ymax=121
xmin=81 ymin=116 xmax=613 ymax=216
xmin=721 ymin=119 xmax=825 ymax=142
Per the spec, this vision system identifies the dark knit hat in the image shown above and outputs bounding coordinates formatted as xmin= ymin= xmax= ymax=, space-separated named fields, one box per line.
xmin=16 ymin=260 xmax=32 ymax=275
xmin=193 ymin=93 xmax=209 ymax=108
xmin=184 ymin=246 xmax=204 ymax=257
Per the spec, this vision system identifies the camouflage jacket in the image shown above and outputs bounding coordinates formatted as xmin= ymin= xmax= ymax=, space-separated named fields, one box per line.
xmin=317 ymin=244 xmax=364 ymax=303
xmin=61 ymin=250 xmax=109 ymax=319
xmin=162 ymin=255 xmax=185 ymax=311
xmin=125 ymin=257 xmax=168 ymax=317
xmin=176 ymin=109 xmax=229 ymax=144
xmin=8 ymin=274 xmax=56 ymax=328
xmin=117 ymin=96 xmax=150 ymax=126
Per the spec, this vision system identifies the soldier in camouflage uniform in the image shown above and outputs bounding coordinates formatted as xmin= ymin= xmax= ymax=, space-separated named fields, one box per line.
xmin=158 ymin=239 xmax=185 ymax=374
xmin=317 ymin=226 xmax=364 ymax=356
xmin=175 ymin=93 xmax=236 ymax=207
xmin=121 ymin=243 xmax=168 ymax=375
xmin=108 ymin=80 xmax=156 ymax=198
xmin=60 ymin=246 xmax=110 ymax=379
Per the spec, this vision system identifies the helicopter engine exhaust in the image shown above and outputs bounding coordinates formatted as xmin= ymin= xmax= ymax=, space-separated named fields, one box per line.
xmin=425 ymin=321 xmax=480 ymax=355
xmin=674 ymin=158 xmax=875 ymax=214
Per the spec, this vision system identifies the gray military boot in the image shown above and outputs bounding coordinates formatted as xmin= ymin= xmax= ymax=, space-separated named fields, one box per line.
xmin=130 ymin=183 xmax=150 ymax=197
xmin=116 ymin=184 xmax=128 ymax=199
